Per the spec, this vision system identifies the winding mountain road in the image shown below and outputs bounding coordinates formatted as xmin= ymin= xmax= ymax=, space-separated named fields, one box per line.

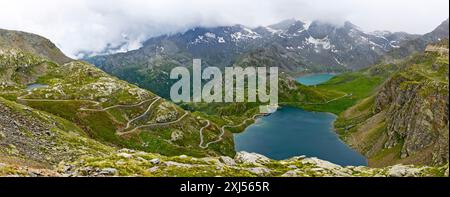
xmin=304 ymin=93 xmax=352 ymax=105
xmin=118 ymin=111 xmax=189 ymax=136
xmin=18 ymin=88 xmax=264 ymax=149
xmin=198 ymin=114 xmax=262 ymax=149
xmin=121 ymin=97 xmax=161 ymax=131
xmin=79 ymin=98 xmax=156 ymax=112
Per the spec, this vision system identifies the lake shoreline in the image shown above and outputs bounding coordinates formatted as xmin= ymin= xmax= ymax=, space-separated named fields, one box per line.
xmin=234 ymin=106 xmax=368 ymax=166
xmin=234 ymin=73 xmax=368 ymax=166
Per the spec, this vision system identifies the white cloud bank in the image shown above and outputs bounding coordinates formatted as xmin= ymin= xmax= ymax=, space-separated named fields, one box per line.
xmin=0 ymin=0 xmax=448 ymax=58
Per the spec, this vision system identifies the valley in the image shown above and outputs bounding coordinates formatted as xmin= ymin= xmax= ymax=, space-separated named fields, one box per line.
xmin=0 ymin=17 xmax=449 ymax=177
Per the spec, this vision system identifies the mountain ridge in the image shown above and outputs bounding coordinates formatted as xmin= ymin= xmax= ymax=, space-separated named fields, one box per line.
xmin=84 ymin=19 xmax=447 ymax=99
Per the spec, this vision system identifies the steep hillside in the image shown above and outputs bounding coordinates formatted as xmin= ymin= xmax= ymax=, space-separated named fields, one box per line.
xmin=1 ymin=30 xmax=235 ymax=160
xmin=0 ymin=29 xmax=72 ymax=65
xmin=0 ymin=96 xmax=113 ymax=169
xmin=336 ymin=41 xmax=449 ymax=167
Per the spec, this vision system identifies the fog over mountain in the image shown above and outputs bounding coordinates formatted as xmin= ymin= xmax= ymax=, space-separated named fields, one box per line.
xmin=1 ymin=0 xmax=448 ymax=58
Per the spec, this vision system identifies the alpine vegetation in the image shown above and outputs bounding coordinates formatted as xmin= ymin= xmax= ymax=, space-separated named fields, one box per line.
xmin=170 ymin=59 xmax=279 ymax=113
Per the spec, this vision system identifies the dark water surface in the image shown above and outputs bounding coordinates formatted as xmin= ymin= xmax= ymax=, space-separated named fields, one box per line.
xmin=234 ymin=107 xmax=368 ymax=166
xmin=296 ymin=73 xmax=336 ymax=86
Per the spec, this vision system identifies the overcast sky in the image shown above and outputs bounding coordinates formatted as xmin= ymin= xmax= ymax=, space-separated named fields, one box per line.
xmin=0 ymin=0 xmax=448 ymax=58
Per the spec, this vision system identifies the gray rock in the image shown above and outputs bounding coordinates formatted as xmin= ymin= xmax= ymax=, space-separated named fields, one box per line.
xmin=220 ymin=156 xmax=236 ymax=166
xmin=388 ymin=165 xmax=419 ymax=177
xmin=118 ymin=148 xmax=135 ymax=153
xmin=150 ymin=158 xmax=161 ymax=165
xmin=301 ymin=157 xmax=342 ymax=170
xmin=148 ymin=166 xmax=159 ymax=173
xmin=234 ymin=151 xmax=270 ymax=165
xmin=164 ymin=161 xmax=193 ymax=168
xmin=170 ymin=130 xmax=183 ymax=141
xmin=99 ymin=168 xmax=118 ymax=176
xmin=116 ymin=153 xmax=133 ymax=159
xmin=281 ymin=170 xmax=299 ymax=177
xmin=248 ymin=167 xmax=271 ymax=175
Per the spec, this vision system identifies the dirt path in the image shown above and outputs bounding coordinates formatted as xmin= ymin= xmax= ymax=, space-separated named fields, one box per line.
xmin=118 ymin=111 xmax=189 ymax=136
xmin=121 ymin=97 xmax=161 ymax=131
xmin=198 ymin=114 xmax=262 ymax=149
xmin=304 ymin=93 xmax=352 ymax=105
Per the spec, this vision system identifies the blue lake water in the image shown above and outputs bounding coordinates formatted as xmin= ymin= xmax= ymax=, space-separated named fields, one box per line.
xmin=234 ymin=107 xmax=368 ymax=166
xmin=296 ymin=73 xmax=336 ymax=86
xmin=26 ymin=83 xmax=48 ymax=91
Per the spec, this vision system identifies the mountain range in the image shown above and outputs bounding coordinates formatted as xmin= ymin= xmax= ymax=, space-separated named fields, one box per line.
xmin=0 ymin=18 xmax=449 ymax=177
xmin=86 ymin=19 xmax=448 ymax=98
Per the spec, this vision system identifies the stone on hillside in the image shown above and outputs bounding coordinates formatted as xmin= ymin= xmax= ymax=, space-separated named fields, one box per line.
xmin=170 ymin=130 xmax=184 ymax=142
xmin=150 ymin=158 xmax=161 ymax=165
xmin=200 ymin=157 xmax=221 ymax=164
xmin=164 ymin=161 xmax=193 ymax=168
xmin=287 ymin=155 xmax=307 ymax=161
xmin=388 ymin=165 xmax=420 ymax=177
xmin=234 ymin=151 xmax=270 ymax=165
xmin=248 ymin=167 xmax=271 ymax=175
xmin=117 ymin=153 xmax=133 ymax=159
xmin=148 ymin=166 xmax=159 ymax=173
xmin=118 ymin=148 xmax=135 ymax=153
xmin=281 ymin=170 xmax=300 ymax=177
xmin=156 ymin=103 xmax=178 ymax=123
xmin=99 ymin=168 xmax=118 ymax=176
xmin=220 ymin=156 xmax=236 ymax=166
xmin=301 ymin=157 xmax=342 ymax=170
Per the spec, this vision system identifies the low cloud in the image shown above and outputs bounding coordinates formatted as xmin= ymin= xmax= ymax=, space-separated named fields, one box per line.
xmin=0 ymin=0 xmax=448 ymax=58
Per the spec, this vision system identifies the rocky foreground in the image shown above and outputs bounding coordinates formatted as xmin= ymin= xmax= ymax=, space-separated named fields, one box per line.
xmin=1 ymin=150 xmax=448 ymax=177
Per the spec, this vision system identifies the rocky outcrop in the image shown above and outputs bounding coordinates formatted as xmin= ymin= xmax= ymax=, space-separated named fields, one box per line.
xmin=338 ymin=43 xmax=449 ymax=167
xmin=377 ymin=78 xmax=448 ymax=164
xmin=374 ymin=46 xmax=449 ymax=166
xmin=0 ymin=28 xmax=72 ymax=65
xmin=5 ymin=150 xmax=441 ymax=177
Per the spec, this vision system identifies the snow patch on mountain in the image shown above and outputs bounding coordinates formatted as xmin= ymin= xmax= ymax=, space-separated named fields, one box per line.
xmin=231 ymin=29 xmax=261 ymax=42
xmin=305 ymin=36 xmax=333 ymax=50
xmin=204 ymin=32 xmax=216 ymax=39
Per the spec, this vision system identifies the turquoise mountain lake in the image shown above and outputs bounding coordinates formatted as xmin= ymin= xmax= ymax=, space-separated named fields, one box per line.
xmin=26 ymin=83 xmax=48 ymax=91
xmin=296 ymin=73 xmax=336 ymax=86
xmin=234 ymin=107 xmax=368 ymax=166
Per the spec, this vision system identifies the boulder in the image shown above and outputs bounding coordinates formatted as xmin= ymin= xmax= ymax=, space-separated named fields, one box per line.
xmin=248 ymin=167 xmax=271 ymax=175
xmin=301 ymin=157 xmax=342 ymax=170
xmin=220 ymin=156 xmax=236 ymax=166
xmin=281 ymin=170 xmax=299 ymax=177
xmin=116 ymin=153 xmax=133 ymax=159
xmin=234 ymin=151 xmax=270 ymax=165
xmin=99 ymin=168 xmax=118 ymax=176
xmin=388 ymin=165 xmax=420 ymax=177
xmin=149 ymin=158 xmax=161 ymax=165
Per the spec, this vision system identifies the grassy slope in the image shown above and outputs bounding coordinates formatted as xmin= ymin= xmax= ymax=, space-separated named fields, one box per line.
xmin=334 ymin=49 xmax=449 ymax=167
xmin=1 ymin=48 xmax=234 ymax=160
xmin=0 ymin=97 xmax=113 ymax=168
